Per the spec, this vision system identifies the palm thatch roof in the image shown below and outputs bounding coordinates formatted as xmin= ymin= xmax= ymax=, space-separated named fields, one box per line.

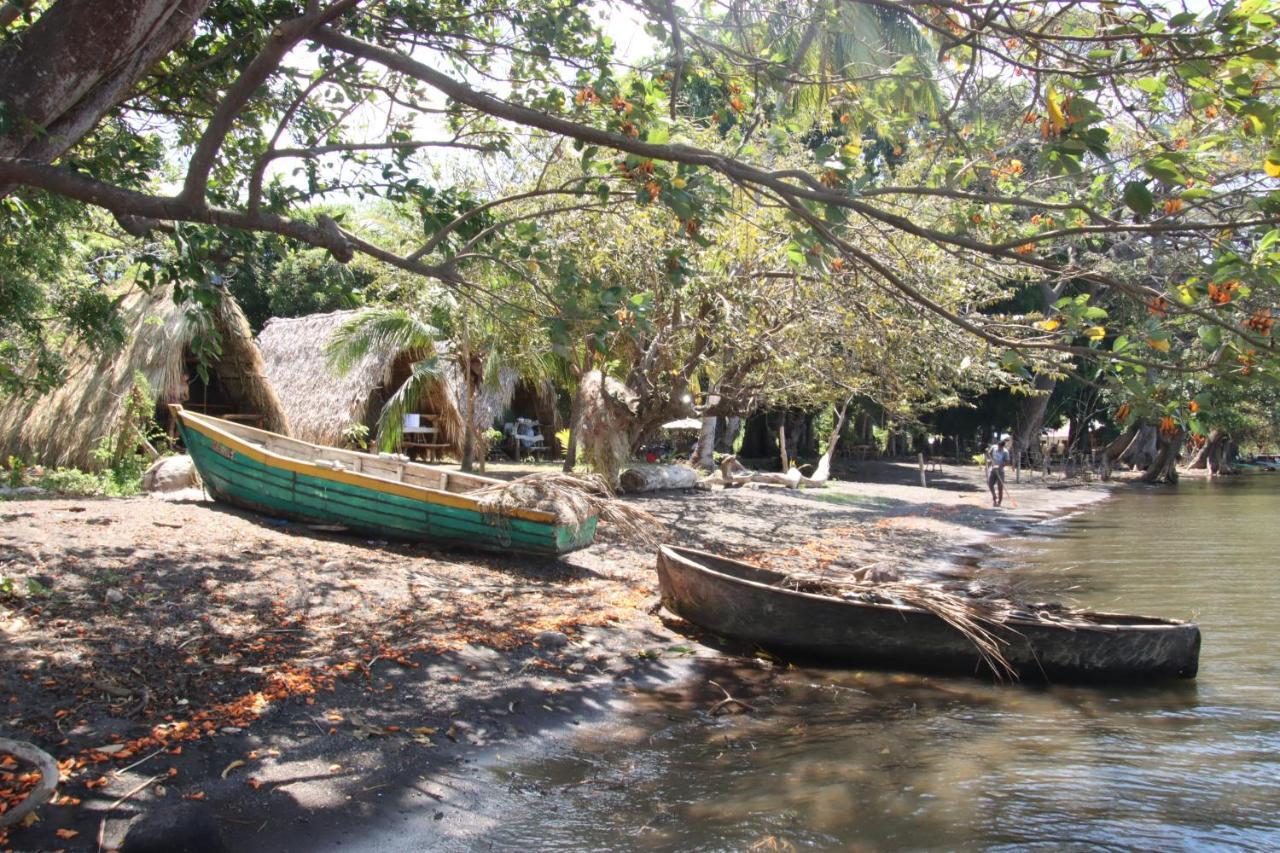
xmin=256 ymin=309 xmax=516 ymax=456
xmin=0 ymin=284 xmax=289 ymax=470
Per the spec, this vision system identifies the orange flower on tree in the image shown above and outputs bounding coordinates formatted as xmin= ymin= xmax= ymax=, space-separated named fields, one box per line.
xmin=1015 ymin=243 xmax=1035 ymax=255
xmin=1116 ymin=403 xmax=1132 ymax=422
xmin=1208 ymin=281 xmax=1239 ymax=304
xmin=1163 ymin=197 xmax=1185 ymax=215
xmin=1245 ymin=309 xmax=1274 ymax=335
xmin=1147 ymin=297 xmax=1169 ymax=317
xmin=1160 ymin=416 xmax=1179 ymax=436
xmin=1188 ymin=400 xmax=1199 ymax=414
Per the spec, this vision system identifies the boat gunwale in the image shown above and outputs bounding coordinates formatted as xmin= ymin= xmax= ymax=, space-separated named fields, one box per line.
xmin=176 ymin=406 xmax=563 ymax=526
xmin=659 ymin=545 xmax=1196 ymax=635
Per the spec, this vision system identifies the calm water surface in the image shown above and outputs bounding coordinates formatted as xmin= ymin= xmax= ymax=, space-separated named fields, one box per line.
xmin=481 ymin=476 xmax=1280 ymax=851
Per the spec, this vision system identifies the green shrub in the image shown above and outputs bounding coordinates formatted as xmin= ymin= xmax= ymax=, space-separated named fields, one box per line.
xmin=5 ymin=456 xmax=23 ymax=489
xmin=36 ymin=467 xmax=115 ymax=496
xmin=342 ymin=422 xmax=370 ymax=450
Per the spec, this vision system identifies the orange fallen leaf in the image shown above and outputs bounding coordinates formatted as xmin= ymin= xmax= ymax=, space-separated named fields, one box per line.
xmin=247 ymin=778 xmax=262 ymax=790
xmin=328 ymin=764 xmax=342 ymax=773
xmin=56 ymin=829 xmax=79 ymax=839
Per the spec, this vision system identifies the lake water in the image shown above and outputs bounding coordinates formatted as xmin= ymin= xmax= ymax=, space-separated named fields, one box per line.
xmin=477 ymin=475 xmax=1280 ymax=851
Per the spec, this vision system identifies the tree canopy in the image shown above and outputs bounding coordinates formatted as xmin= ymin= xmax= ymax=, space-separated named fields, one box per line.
xmin=3 ymin=0 xmax=1280 ymax=457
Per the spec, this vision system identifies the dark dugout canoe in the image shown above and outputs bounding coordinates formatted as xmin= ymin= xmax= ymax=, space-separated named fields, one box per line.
xmin=656 ymin=545 xmax=1200 ymax=683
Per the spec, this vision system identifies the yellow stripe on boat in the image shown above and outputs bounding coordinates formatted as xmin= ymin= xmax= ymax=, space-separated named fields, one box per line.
xmin=176 ymin=408 xmax=554 ymax=524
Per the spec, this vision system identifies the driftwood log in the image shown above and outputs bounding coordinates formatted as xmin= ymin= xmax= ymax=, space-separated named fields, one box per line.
xmin=619 ymin=464 xmax=700 ymax=493
xmin=701 ymin=398 xmax=851 ymax=491
xmin=0 ymin=738 xmax=58 ymax=828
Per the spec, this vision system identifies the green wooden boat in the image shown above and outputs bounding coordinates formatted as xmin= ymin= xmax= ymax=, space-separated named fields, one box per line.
xmin=172 ymin=406 xmax=597 ymax=556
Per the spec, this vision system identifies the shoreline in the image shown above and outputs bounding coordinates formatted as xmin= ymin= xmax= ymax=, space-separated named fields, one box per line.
xmin=0 ymin=461 xmax=1113 ymax=850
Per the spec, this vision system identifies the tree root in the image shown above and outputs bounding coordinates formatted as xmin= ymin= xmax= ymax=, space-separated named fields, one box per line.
xmin=0 ymin=738 xmax=58 ymax=829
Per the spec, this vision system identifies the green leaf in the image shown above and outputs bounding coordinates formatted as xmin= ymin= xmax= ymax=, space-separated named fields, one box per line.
xmin=1123 ymin=181 xmax=1154 ymax=215
xmin=1142 ymin=157 xmax=1185 ymax=185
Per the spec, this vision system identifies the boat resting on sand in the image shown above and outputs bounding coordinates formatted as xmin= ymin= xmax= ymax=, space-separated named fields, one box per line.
xmin=656 ymin=545 xmax=1201 ymax=683
xmin=173 ymin=406 xmax=597 ymax=556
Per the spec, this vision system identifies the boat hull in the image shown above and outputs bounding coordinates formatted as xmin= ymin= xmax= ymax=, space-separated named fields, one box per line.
xmin=178 ymin=412 xmax=596 ymax=557
xmin=656 ymin=546 xmax=1200 ymax=683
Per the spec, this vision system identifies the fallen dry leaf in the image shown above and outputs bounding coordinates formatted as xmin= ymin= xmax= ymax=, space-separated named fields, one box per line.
xmin=55 ymin=828 xmax=79 ymax=839
xmin=220 ymin=760 xmax=245 ymax=779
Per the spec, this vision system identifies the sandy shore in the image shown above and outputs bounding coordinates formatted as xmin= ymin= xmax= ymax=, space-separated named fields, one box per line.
xmin=0 ymin=461 xmax=1111 ymax=850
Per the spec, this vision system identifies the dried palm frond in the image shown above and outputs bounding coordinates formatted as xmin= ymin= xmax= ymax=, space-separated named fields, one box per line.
xmin=780 ymin=573 xmax=1018 ymax=679
xmin=470 ymin=472 xmax=663 ymax=545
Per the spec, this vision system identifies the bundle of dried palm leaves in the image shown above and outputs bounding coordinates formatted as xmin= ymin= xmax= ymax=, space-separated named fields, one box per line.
xmin=779 ymin=569 xmax=1101 ymax=679
xmin=786 ymin=575 xmax=1017 ymax=678
xmin=470 ymin=472 xmax=662 ymax=545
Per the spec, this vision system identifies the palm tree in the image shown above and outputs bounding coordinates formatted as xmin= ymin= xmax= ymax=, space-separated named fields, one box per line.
xmin=725 ymin=0 xmax=943 ymax=121
xmin=324 ymin=306 xmax=444 ymax=456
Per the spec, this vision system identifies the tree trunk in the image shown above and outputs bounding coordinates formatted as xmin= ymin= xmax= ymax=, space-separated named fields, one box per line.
xmin=619 ymin=464 xmax=699 ymax=493
xmin=807 ymin=397 xmax=851 ymax=484
xmin=459 ymin=325 xmax=474 ymax=473
xmin=1119 ymin=423 xmax=1158 ymax=470
xmin=562 ymin=379 xmax=584 ymax=473
xmin=1187 ymin=429 xmax=1232 ymax=476
xmin=1100 ymin=423 xmax=1139 ymax=480
xmin=0 ymin=0 xmax=212 ymax=168
xmin=717 ymin=416 xmax=742 ymax=452
xmin=692 ymin=415 xmax=717 ymax=470
xmin=1015 ymin=374 xmax=1056 ymax=462
xmin=1208 ymin=439 xmax=1232 ymax=476
xmin=777 ymin=423 xmax=789 ymax=471
xmin=1142 ymin=430 xmax=1183 ymax=484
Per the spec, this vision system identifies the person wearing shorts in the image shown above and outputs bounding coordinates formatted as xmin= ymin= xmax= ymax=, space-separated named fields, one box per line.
xmin=988 ymin=437 xmax=1010 ymax=507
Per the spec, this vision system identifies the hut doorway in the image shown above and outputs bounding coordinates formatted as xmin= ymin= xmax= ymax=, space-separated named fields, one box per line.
xmin=385 ymin=353 xmax=450 ymax=461
xmin=161 ymin=350 xmax=270 ymax=440
xmin=503 ymin=379 xmax=558 ymax=461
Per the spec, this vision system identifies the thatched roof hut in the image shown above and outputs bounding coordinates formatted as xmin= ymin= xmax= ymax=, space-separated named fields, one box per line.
xmin=256 ymin=309 xmax=516 ymax=456
xmin=0 ymin=284 xmax=289 ymax=470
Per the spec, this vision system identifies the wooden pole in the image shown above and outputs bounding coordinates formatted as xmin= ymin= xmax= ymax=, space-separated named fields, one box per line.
xmin=918 ymin=452 xmax=927 ymax=487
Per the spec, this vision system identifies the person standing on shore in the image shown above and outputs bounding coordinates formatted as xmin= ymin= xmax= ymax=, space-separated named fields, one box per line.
xmin=987 ymin=435 xmax=1011 ymax=507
